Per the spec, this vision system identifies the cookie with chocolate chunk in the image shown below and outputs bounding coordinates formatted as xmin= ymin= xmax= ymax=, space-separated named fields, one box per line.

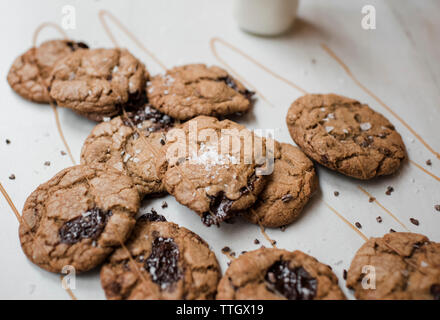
xmin=157 ymin=116 xmax=268 ymax=226
xmin=81 ymin=106 xmax=176 ymax=196
xmin=19 ymin=164 xmax=140 ymax=273
xmin=347 ymin=232 xmax=440 ymax=300
xmin=245 ymin=141 xmax=318 ymax=228
xmin=7 ymin=39 xmax=88 ymax=103
xmin=100 ymin=214 xmax=221 ymax=300
xmin=147 ymin=64 xmax=253 ymax=120
xmin=217 ymin=248 xmax=346 ymax=300
xmin=49 ymin=48 xmax=149 ymax=121
xmin=286 ymin=94 xmax=406 ymax=179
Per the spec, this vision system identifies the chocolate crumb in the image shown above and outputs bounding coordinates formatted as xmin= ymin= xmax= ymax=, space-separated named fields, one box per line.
xmin=9 ymin=174 xmax=15 ymax=180
xmin=221 ymin=246 xmax=231 ymax=253
xmin=271 ymin=240 xmax=277 ymax=246
xmin=343 ymin=269 xmax=347 ymax=280
xmin=369 ymin=197 xmax=376 ymax=203
xmin=280 ymin=225 xmax=286 ymax=232
xmin=281 ymin=194 xmax=293 ymax=203
xmin=311 ymin=58 xmax=317 ymax=64
xmin=334 ymin=191 xmax=340 ymax=197
xmin=254 ymin=239 xmax=260 ymax=245
xmin=5 ymin=139 xmax=10 ymax=145
xmin=60 ymin=150 xmax=67 ymax=156
xmin=390 ymin=228 xmax=396 ymax=233
xmin=435 ymin=205 xmax=440 ymax=212
xmin=426 ymin=159 xmax=432 ymax=166
xmin=355 ymin=222 xmax=362 ymax=229
xmin=44 ymin=161 xmax=51 ymax=166
xmin=376 ymin=216 xmax=382 ymax=223
xmin=410 ymin=218 xmax=419 ymax=226
xmin=230 ymin=251 xmax=236 ymax=257
xmin=241 ymin=251 xmax=247 ymax=255
xmin=161 ymin=201 xmax=168 ymax=209
xmin=227 ymin=261 xmax=231 ymax=266
xmin=385 ymin=186 xmax=394 ymax=196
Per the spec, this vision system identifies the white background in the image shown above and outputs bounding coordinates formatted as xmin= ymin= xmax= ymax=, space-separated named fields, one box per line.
xmin=0 ymin=0 xmax=439 ymax=300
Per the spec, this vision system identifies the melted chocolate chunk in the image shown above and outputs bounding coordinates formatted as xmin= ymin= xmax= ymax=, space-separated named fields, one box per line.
xmin=66 ymin=41 xmax=89 ymax=51
xmin=145 ymin=237 xmax=182 ymax=289
xmin=219 ymin=76 xmax=254 ymax=102
xmin=203 ymin=173 xmax=258 ymax=226
xmin=431 ymin=284 xmax=440 ymax=300
xmin=202 ymin=192 xmax=234 ymax=226
xmin=265 ymin=261 xmax=317 ymax=300
xmin=138 ymin=209 xmax=166 ymax=222
xmin=119 ymin=91 xmax=148 ymax=115
xmin=123 ymin=104 xmax=174 ymax=131
xmin=59 ymin=208 xmax=111 ymax=244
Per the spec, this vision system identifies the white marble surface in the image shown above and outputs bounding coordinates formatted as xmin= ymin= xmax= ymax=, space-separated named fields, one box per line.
xmin=0 ymin=0 xmax=439 ymax=300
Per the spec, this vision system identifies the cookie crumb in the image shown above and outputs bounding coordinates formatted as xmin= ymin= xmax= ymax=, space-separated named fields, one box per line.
xmin=334 ymin=191 xmax=340 ymax=197
xmin=9 ymin=174 xmax=15 ymax=180
xmin=254 ymin=239 xmax=260 ymax=245
xmin=271 ymin=240 xmax=277 ymax=246
xmin=230 ymin=251 xmax=236 ymax=257
xmin=5 ymin=139 xmax=11 ymax=145
xmin=376 ymin=216 xmax=382 ymax=223
xmin=44 ymin=161 xmax=51 ymax=166
xmin=343 ymin=269 xmax=347 ymax=280
xmin=355 ymin=222 xmax=362 ymax=229
xmin=390 ymin=228 xmax=396 ymax=233
xmin=60 ymin=150 xmax=67 ymax=156
xmin=221 ymin=246 xmax=231 ymax=253
xmin=311 ymin=58 xmax=317 ymax=64
xmin=434 ymin=205 xmax=440 ymax=212
xmin=369 ymin=197 xmax=376 ymax=203
xmin=161 ymin=201 xmax=168 ymax=209
xmin=426 ymin=159 xmax=432 ymax=166
xmin=385 ymin=186 xmax=394 ymax=195
xmin=410 ymin=218 xmax=419 ymax=226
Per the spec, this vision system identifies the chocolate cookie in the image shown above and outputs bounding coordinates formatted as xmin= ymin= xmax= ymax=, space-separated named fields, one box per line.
xmin=147 ymin=64 xmax=253 ymax=120
xmin=217 ymin=248 xmax=346 ymax=300
xmin=7 ymin=39 xmax=88 ymax=103
xmin=100 ymin=213 xmax=221 ymax=299
xmin=19 ymin=164 xmax=140 ymax=273
xmin=286 ymin=94 xmax=406 ymax=179
xmin=158 ymin=116 xmax=268 ymax=226
xmin=81 ymin=106 xmax=175 ymax=196
xmin=347 ymin=232 xmax=440 ymax=300
xmin=244 ymin=141 xmax=318 ymax=228
xmin=49 ymin=48 xmax=149 ymax=121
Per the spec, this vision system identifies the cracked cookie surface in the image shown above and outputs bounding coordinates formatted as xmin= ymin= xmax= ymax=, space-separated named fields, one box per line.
xmin=347 ymin=232 xmax=440 ymax=300
xmin=81 ymin=106 xmax=176 ymax=196
xmin=100 ymin=213 xmax=221 ymax=299
xmin=286 ymin=94 xmax=406 ymax=179
xmin=7 ymin=39 xmax=88 ymax=103
xmin=157 ymin=116 xmax=268 ymax=226
xmin=147 ymin=64 xmax=253 ymax=120
xmin=244 ymin=141 xmax=318 ymax=228
xmin=217 ymin=248 xmax=346 ymax=300
xmin=19 ymin=164 xmax=140 ymax=273
xmin=49 ymin=48 xmax=149 ymax=121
